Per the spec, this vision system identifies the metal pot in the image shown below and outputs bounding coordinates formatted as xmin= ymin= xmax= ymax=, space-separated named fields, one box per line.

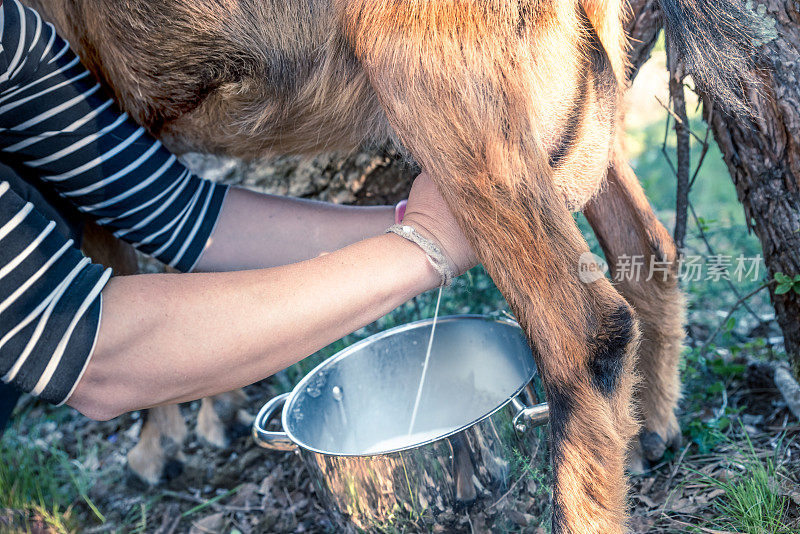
xmin=252 ymin=315 xmax=549 ymax=530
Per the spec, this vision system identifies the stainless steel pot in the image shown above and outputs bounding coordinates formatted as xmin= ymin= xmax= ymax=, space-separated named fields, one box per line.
xmin=252 ymin=315 xmax=549 ymax=530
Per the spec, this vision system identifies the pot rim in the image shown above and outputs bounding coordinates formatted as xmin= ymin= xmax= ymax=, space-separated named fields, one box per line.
xmin=280 ymin=314 xmax=537 ymax=457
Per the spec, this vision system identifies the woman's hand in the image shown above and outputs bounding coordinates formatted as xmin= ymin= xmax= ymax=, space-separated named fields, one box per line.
xmin=401 ymin=173 xmax=478 ymax=277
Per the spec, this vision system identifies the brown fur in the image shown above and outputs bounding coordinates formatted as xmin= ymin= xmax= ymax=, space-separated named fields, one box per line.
xmin=80 ymin=222 xmax=139 ymax=276
xmin=584 ymin=145 xmax=685 ymax=468
xmin=342 ymin=4 xmax=636 ymax=529
xmin=28 ymin=1 xmax=689 ymax=531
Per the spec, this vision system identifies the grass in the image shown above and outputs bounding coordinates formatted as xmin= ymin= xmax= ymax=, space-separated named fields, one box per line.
xmin=689 ymin=432 xmax=792 ymax=534
xmin=0 ymin=416 xmax=103 ymax=533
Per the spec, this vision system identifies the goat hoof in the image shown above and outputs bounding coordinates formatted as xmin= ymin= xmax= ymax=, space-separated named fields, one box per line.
xmin=198 ymin=406 xmax=253 ymax=449
xmin=126 ymin=446 xmax=186 ymax=487
xmin=640 ymin=431 xmax=667 ymax=463
xmin=125 ymin=455 xmax=186 ymax=487
xmin=198 ymin=421 xmax=230 ymax=449
xmin=125 ymin=462 xmax=161 ymax=489
xmin=124 ymin=457 xmax=184 ymax=488
xmin=231 ymin=420 xmax=251 ymax=440
xmin=667 ymin=428 xmax=683 ymax=450
xmin=163 ymin=458 xmax=185 ymax=481
xmin=125 ymin=465 xmax=150 ymax=489
xmin=126 ymin=449 xmax=162 ymax=487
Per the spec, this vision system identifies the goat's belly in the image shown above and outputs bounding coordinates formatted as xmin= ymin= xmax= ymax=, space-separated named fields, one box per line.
xmin=159 ymin=74 xmax=391 ymax=159
xmin=542 ymin=103 xmax=616 ymax=212
xmin=551 ymin=136 xmax=613 ymax=212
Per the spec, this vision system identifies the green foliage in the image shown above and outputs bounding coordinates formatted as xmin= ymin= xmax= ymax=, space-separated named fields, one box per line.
xmin=709 ymin=356 xmax=746 ymax=378
xmin=681 ymin=346 xmax=746 ymax=385
xmin=695 ymin=216 xmax=716 ymax=233
xmin=679 ymin=346 xmax=749 ymax=453
xmin=774 ymin=272 xmax=800 ymax=295
xmin=684 ymin=415 xmax=732 ymax=454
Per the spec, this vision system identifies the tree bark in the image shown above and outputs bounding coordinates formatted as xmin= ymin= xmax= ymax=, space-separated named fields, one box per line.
xmin=184 ymin=146 xmax=416 ymax=207
xmin=625 ymin=0 xmax=800 ymax=378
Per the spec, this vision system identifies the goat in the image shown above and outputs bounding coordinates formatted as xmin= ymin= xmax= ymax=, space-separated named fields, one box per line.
xmin=24 ymin=0 xmax=759 ymax=531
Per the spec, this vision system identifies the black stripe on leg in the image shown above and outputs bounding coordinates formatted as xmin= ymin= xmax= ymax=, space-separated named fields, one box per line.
xmin=588 ymin=304 xmax=635 ymax=397
xmin=546 ymin=383 xmax=576 ymax=453
xmin=547 ymin=70 xmax=588 ymax=169
xmin=581 ymin=6 xmax=619 ymax=108
xmin=545 ymin=383 xmax=576 ymax=534
xmin=547 ymin=6 xmax=619 ymax=170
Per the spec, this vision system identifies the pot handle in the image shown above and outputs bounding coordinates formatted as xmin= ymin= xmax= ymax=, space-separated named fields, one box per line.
xmin=511 ymin=396 xmax=549 ymax=433
xmin=252 ymin=392 xmax=297 ymax=452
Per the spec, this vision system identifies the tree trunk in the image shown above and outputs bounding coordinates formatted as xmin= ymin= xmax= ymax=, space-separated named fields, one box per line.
xmin=184 ymin=146 xmax=415 ymax=207
xmin=626 ymin=0 xmax=800 ymax=378
xmin=705 ymin=4 xmax=800 ymax=378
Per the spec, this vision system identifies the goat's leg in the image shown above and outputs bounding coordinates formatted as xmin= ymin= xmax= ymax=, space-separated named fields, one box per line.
xmin=343 ymin=4 xmax=638 ymax=531
xmin=126 ymin=404 xmax=187 ymax=485
xmin=197 ymin=390 xmax=253 ymax=448
xmin=584 ymin=149 xmax=685 ymax=470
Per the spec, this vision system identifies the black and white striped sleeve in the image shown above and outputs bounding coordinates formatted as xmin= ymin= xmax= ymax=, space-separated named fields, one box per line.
xmin=0 ymin=0 xmax=229 ymax=405
xmin=0 ymin=180 xmax=110 ymax=404
xmin=0 ymin=0 xmax=228 ymax=271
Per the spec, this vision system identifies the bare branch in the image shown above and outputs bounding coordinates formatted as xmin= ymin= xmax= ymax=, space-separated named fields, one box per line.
xmin=700 ymin=281 xmax=773 ymax=355
xmin=688 ymin=201 xmax=771 ymax=331
xmin=689 ymin=104 xmax=713 ymax=190
xmin=655 ymin=95 xmax=708 ymax=146
xmin=667 ymin=38 xmax=691 ymax=252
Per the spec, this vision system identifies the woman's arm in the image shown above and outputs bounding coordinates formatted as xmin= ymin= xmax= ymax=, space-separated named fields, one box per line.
xmin=193 ymin=187 xmax=398 ymax=272
xmin=67 ymin=174 xmax=475 ymax=421
xmin=68 ymin=232 xmax=440 ymax=420
xmin=0 ymin=2 xmax=227 ymax=274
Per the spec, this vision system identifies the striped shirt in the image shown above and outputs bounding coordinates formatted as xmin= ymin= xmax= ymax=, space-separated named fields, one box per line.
xmin=0 ymin=0 xmax=228 ymax=405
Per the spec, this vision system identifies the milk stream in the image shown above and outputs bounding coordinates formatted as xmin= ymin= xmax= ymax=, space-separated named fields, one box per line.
xmin=407 ymin=285 xmax=443 ymax=435
xmin=332 ymin=386 xmax=347 ymax=427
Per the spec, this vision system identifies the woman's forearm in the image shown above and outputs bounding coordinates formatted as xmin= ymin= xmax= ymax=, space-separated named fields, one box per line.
xmin=194 ymin=186 xmax=396 ymax=272
xmin=68 ymin=233 xmax=439 ymax=420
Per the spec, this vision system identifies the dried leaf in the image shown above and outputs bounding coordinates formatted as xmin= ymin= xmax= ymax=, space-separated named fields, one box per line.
xmin=633 ymin=493 xmax=658 ymax=508
xmin=189 ymin=512 xmax=226 ymax=534
xmin=228 ymin=483 xmax=259 ymax=508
